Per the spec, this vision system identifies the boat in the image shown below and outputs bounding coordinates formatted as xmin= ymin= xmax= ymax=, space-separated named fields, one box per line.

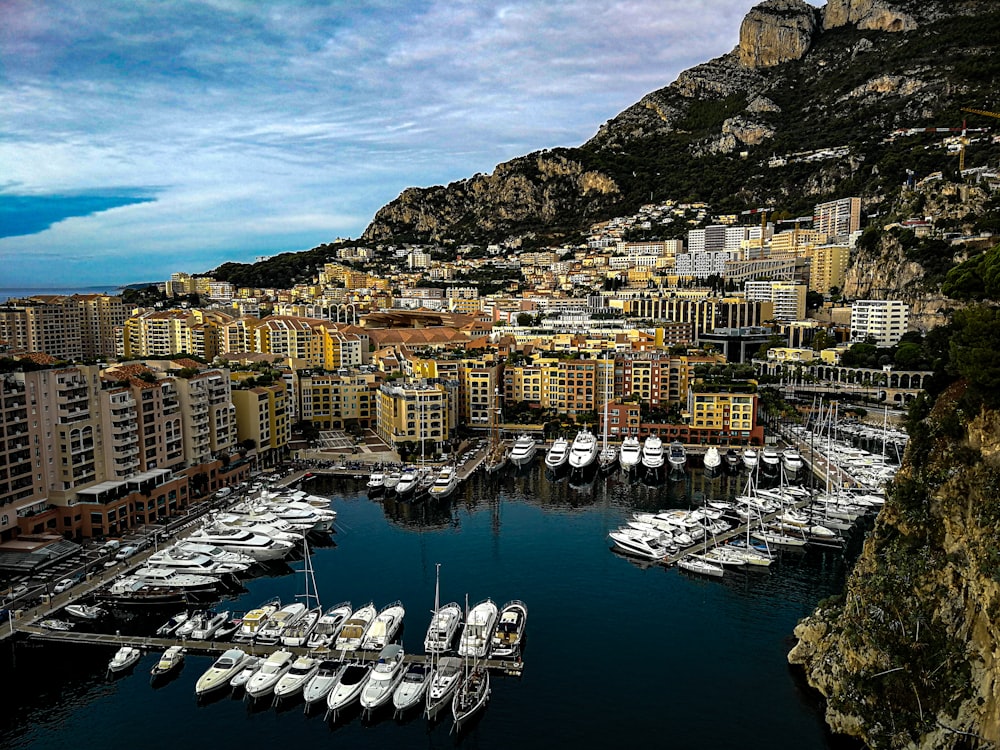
xmin=425 ymin=655 xmax=463 ymax=719
xmin=761 ymin=446 xmax=780 ymax=474
xmin=544 ymin=437 xmax=570 ymax=471
xmin=568 ymin=428 xmax=598 ymax=472
xmin=244 ymin=649 xmax=295 ymax=700
xmin=392 ymin=664 xmax=430 ymax=717
xmin=597 ymin=352 xmax=618 ymax=473
xmin=195 ymin=648 xmax=251 ymax=696
xmin=156 ymin=611 xmax=189 ymax=636
xmin=40 ymin=618 xmax=74 ymax=631
xmin=108 ymin=645 xmax=141 ymax=674
xmin=189 ymin=609 xmax=231 ymax=640
xmin=273 ymin=655 xmax=321 ymax=701
xmin=781 ymin=447 xmax=804 ymax=476
xmin=333 ymin=601 xmax=377 ymax=652
xmin=393 ymin=467 xmax=420 ymax=498
xmin=484 ymin=388 xmax=507 ymax=475
xmin=185 ymin=526 xmax=294 ymax=561
xmin=306 ymin=601 xmax=353 ymax=650
xmin=144 ymin=546 xmax=250 ymax=576
xmin=641 ymin=435 xmax=665 ymax=474
xmin=490 ymin=600 xmax=527 ymax=659
xmin=253 ymin=602 xmax=306 ymax=645
xmin=618 ymin=436 xmax=642 ymax=472
xmin=677 ymin=556 xmax=725 ymax=578
xmin=232 ymin=597 xmax=280 ymax=643
xmin=150 ymin=645 xmax=185 ymax=678
xmin=282 ymin=535 xmax=323 ymax=648
xmin=508 ymin=434 xmax=538 ymax=467
xmin=451 ymin=664 xmax=490 ymax=732
xmin=427 ymin=465 xmax=460 ymax=499
xmin=64 ymin=604 xmax=105 ymax=620
xmin=366 ymin=472 xmax=386 ymax=494
xmin=361 ymin=600 xmax=405 ymax=651
xmin=424 ymin=601 xmax=462 ymax=653
xmin=608 ymin=527 xmax=670 ymax=561
xmin=302 ymin=660 xmax=344 ymax=708
xmin=668 ymin=440 xmax=688 ymax=472
xmin=228 ymin=655 xmax=262 ymax=690
xmin=100 ymin=568 xmax=221 ymax=605
xmin=383 ymin=471 xmax=402 ymax=493
xmin=325 ymin=662 xmax=371 ymax=720
xmin=457 ymin=599 xmax=498 ymax=659
xmin=703 ymin=445 xmax=722 ymax=475
xmin=742 ymin=447 xmax=759 ymax=470
xmin=724 ymin=448 xmax=742 ymax=473
xmin=359 ymin=643 xmax=406 ymax=716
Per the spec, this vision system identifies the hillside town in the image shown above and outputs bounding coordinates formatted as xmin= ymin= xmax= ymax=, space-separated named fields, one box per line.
xmin=0 ymin=192 xmax=953 ymax=550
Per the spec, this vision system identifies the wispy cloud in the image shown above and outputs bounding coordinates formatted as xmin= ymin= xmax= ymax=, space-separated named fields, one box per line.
xmin=1 ymin=0 xmax=763 ymax=285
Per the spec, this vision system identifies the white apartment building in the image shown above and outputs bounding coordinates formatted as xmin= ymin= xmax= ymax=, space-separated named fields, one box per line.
xmin=744 ymin=281 xmax=807 ymax=321
xmin=850 ymin=300 xmax=909 ymax=347
xmin=674 ymin=251 xmax=737 ymax=278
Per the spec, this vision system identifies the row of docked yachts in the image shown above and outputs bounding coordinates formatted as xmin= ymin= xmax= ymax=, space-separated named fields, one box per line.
xmin=184 ymin=596 xmax=526 ymax=731
xmin=97 ymin=490 xmax=337 ymax=606
xmin=367 ymin=463 xmax=462 ymax=501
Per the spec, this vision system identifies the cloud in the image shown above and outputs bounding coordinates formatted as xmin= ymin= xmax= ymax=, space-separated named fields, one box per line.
xmin=0 ymin=0 xmax=763 ymax=286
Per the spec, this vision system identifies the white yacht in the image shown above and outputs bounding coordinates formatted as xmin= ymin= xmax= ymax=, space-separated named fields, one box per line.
xmin=359 ymin=643 xmax=407 ymax=716
xmin=608 ymin=527 xmax=670 ymax=561
xmin=171 ymin=541 xmax=256 ymax=568
xmin=424 ymin=655 xmax=463 ymax=720
xmin=394 ymin=467 xmax=420 ymax=498
xmin=150 ymin=645 xmax=185 ymax=679
xmin=392 ymin=664 xmax=430 ymax=717
xmin=568 ymin=429 xmax=598 ymax=472
xmin=302 ymin=660 xmax=345 ymax=708
xmin=281 ymin=604 xmax=323 ymax=647
xmin=244 ymin=649 xmax=295 ymax=700
xmin=457 ymin=599 xmax=499 ymax=659
xmin=668 ymin=441 xmax=688 ymax=472
xmin=108 ymin=645 xmax=141 ymax=674
xmin=508 ymin=434 xmax=538 ymax=467
xmin=187 ymin=527 xmax=294 ymax=561
xmin=428 ymin=465 xmax=460 ymax=499
xmin=619 ymin=436 xmax=642 ymax=472
xmin=254 ymin=602 xmax=306 ymax=645
xmin=333 ymin=602 xmax=377 ymax=652
xmin=703 ymin=445 xmax=722 ymax=475
xmin=232 ymin=597 xmax=280 ymax=643
xmin=189 ymin=609 xmax=231 ymax=640
xmin=156 ymin=611 xmax=188 ymax=636
xmin=742 ymin=447 xmax=759 ymax=470
xmin=490 ymin=600 xmax=528 ymax=659
xmin=544 ymin=437 xmax=570 ymax=471
xmin=361 ymin=600 xmax=405 ymax=651
xmin=144 ymin=547 xmax=249 ymax=576
xmin=229 ymin=656 xmax=262 ymax=690
xmin=325 ymin=663 xmax=371 ymax=720
xmin=383 ymin=471 xmax=402 ymax=492
xmin=424 ymin=601 xmax=463 ymax=654
xmin=306 ymin=600 xmax=353 ymax=650
xmin=195 ymin=648 xmax=250 ymax=696
xmin=452 ymin=665 xmax=490 ymax=731
xmin=782 ymin=447 xmax=804 ymax=476
xmin=641 ymin=435 xmax=665 ymax=473
xmin=761 ymin=446 xmax=780 ymax=474
xmin=677 ymin=556 xmax=725 ymax=577
xmin=366 ymin=472 xmax=386 ymax=494
xmin=273 ymin=655 xmax=321 ymax=700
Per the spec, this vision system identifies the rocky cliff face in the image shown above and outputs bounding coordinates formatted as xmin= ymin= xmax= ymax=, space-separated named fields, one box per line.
xmin=738 ymin=0 xmax=820 ymax=69
xmin=788 ymin=382 xmax=1000 ymax=748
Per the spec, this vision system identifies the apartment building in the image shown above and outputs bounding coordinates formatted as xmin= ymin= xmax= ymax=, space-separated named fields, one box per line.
xmin=175 ymin=370 xmax=236 ymax=466
xmin=0 ymin=296 xmax=83 ymax=360
xmin=744 ymin=281 xmax=807 ymax=321
xmin=850 ymin=299 xmax=910 ymax=346
xmin=231 ymin=382 xmax=290 ymax=467
xmin=376 ymin=381 xmax=451 ymax=451
xmin=814 ymin=197 xmax=861 ymax=239
xmin=296 ymin=369 xmax=379 ymax=430
xmin=807 ymin=244 xmax=851 ymax=294
xmin=621 ymin=296 xmax=773 ymax=335
xmin=686 ymin=391 xmax=762 ymax=442
xmin=122 ymin=309 xmax=229 ymax=359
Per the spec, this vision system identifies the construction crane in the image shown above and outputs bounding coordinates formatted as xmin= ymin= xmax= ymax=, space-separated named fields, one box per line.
xmin=961 ymin=107 xmax=1000 ymax=171
xmin=740 ymin=206 xmax=775 ymax=260
xmin=893 ymin=121 xmax=989 ymax=172
xmin=776 ymin=216 xmax=816 ymax=254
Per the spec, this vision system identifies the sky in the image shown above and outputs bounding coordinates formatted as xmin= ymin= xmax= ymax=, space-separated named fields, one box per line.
xmin=1 ymin=0 xmax=764 ymax=287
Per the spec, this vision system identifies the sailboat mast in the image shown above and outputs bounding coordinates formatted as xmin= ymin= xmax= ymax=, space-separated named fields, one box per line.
xmin=602 ymin=351 xmax=610 ymax=452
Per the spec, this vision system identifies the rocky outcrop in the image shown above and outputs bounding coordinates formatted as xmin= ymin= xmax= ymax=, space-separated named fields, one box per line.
xmin=362 ymin=152 xmax=619 ymax=244
xmin=789 ymin=384 xmax=1000 ymax=748
xmin=823 ymin=0 xmax=920 ymax=32
xmin=738 ymin=0 xmax=820 ymax=68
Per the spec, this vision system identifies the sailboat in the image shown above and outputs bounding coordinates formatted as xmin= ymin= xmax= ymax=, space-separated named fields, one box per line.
xmin=484 ymin=387 xmax=507 ymax=474
xmin=281 ymin=536 xmax=323 ymax=648
xmin=598 ymin=351 xmax=618 ymax=473
xmin=451 ymin=594 xmax=490 ymax=732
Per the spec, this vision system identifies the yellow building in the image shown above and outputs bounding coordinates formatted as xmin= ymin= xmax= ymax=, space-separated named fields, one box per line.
xmin=807 ymin=244 xmax=850 ymax=294
xmin=231 ymin=382 xmax=289 ymax=467
xmin=686 ymin=391 xmax=759 ymax=439
xmin=376 ymin=380 xmax=452 ymax=451
xmin=296 ymin=369 xmax=379 ymax=430
xmin=122 ymin=309 xmax=230 ymax=359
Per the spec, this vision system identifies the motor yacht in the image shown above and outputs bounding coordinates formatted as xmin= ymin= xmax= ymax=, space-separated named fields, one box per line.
xmin=172 ymin=541 xmax=256 ymax=568
xmin=195 ymin=648 xmax=250 ymax=696
xmin=490 ymin=600 xmax=527 ymax=659
xmin=361 ymin=600 xmax=405 ymax=651
xmin=508 ymin=434 xmax=538 ymax=467
xmin=186 ymin=527 xmax=294 ymax=561
xmin=544 ymin=437 xmax=569 ymax=471
xmin=703 ymin=445 xmax=722 ymax=475
xmin=457 ymin=599 xmax=498 ymax=659
xmin=724 ymin=448 xmax=742 ymax=473
xmin=150 ymin=645 xmax=185 ymax=679
xmin=244 ymin=649 xmax=295 ymax=700
xmin=608 ymin=527 xmax=670 ymax=561
xmin=101 ymin=569 xmax=221 ymax=605
xmin=189 ymin=609 xmax=231 ymax=640
xmin=383 ymin=471 xmax=402 ymax=493
xmin=742 ymin=447 xmax=759 ymax=470
xmin=641 ymin=435 xmax=665 ymax=474
xmin=303 ymin=660 xmax=344 ymax=708
xmin=392 ymin=664 xmax=430 ymax=717
xmin=306 ymin=600 xmax=353 ymax=650
xmin=618 ymin=436 xmax=642 ymax=472
xmin=761 ymin=447 xmax=780 ymax=474
xmin=359 ymin=643 xmax=407 ymax=717
xmin=40 ymin=619 xmax=74 ymax=631
xmin=273 ymin=655 xmax=321 ymax=700
xmin=228 ymin=655 xmax=262 ymax=691
xmin=232 ymin=597 xmax=280 ymax=643
xmin=156 ymin=611 xmax=189 ymax=636
xmin=394 ymin=467 xmax=420 ymax=498
xmin=366 ymin=472 xmax=386 ymax=495
xmin=254 ymin=602 xmax=306 ymax=645
xmin=144 ymin=547 xmax=250 ymax=576
xmin=425 ymin=655 xmax=463 ymax=719
xmin=325 ymin=663 xmax=372 ymax=720
xmin=333 ymin=602 xmax=377 ymax=652
xmin=781 ymin=447 xmax=804 ymax=476
xmin=428 ymin=465 xmax=460 ymax=499
xmin=108 ymin=645 xmax=141 ymax=674
xmin=64 ymin=604 xmax=105 ymax=620
xmin=452 ymin=665 xmax=490 ymax=732
xmin=424 ymin=601 xmax=463 ymax=654
xmin=568 ymin=429 xmax=598 ymax=472
xmin=668 ymin=441 xmax=688 ymax=472
xmin=281 ymin=604 xmax=323 ymax=647
xmin=677 ymin=556 xmax=725 ymax=578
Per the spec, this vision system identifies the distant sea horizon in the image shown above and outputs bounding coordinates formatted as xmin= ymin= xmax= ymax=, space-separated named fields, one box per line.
xmin=0 ymin=284 xmax=127 ymax=303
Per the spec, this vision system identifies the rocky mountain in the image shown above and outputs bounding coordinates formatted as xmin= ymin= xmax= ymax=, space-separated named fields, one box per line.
xmin=362 ymin=0 xmax=1000 ymax=247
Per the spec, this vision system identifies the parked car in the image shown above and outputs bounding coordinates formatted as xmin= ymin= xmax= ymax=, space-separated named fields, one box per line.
xmin=114 ymin=546 xmax=138 ymax=561
xmin=53 ymin=578 xmax=76 ymax=594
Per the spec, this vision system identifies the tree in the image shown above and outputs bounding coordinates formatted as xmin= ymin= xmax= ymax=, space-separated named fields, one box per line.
xmin=949 ymin=305 xmax=1000 ymax=404
xmin=516 ymin=313 xmax=534 ymax=327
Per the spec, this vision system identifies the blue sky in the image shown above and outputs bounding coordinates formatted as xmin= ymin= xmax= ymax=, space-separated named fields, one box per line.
xmin=1 ymin=0 xmax=761 ymax=287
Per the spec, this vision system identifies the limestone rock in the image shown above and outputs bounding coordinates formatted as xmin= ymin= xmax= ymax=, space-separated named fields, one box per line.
xmin=824 ymin=0 xmax=921 ymax=32
xmin=737 ymin=0 xmax=820 ymax=69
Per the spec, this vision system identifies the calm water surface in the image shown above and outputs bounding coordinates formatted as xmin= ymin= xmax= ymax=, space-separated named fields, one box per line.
xmin=0 ymin=465 xmax=862 ymax=749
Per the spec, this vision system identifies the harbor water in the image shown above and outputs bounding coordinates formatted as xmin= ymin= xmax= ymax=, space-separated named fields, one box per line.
xmin=0 ymin=464 xmax=863 ymax=749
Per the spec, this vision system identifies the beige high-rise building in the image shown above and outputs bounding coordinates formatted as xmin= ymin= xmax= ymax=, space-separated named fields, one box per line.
xmin=814 ymin=197 xmax=861 ymax=239
xmin=77 ymin=294 xmax=127 ymax=359
xmin=0 ymin=296 xmax=83 ymax=360
xmin=807 ymin=244 xmax=851 ymax=294
xmin=175 ymin=370 xmax=236 ymax=465
xmin=122 ymin=309 xmax=230 ymax=359
xmin=296 ymin=369 xmax=379 ymax=430
xmin=232 ymin=382 xmax=290 ymax=467
xmin=376 ymin=380 xmax=451 ymax=451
